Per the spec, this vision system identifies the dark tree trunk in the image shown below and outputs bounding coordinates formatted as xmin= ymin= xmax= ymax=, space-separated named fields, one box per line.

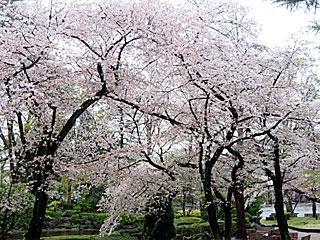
xmin=144 ymin=192 xmax=176 ymax=240
xmin=203 ymin=166 xmax=223 ymax=240
xmin=273 ymin=178 xmax=291 ymax=240
xmin=25 ymin=189 xmax=48 ymax=240
xmin=25 ymin=146 xmax=53 ymax=240
xmin=223 ymin=203 xmax=232 ymax=240
xmin=234 ymin=188 xmax=247 ymax=240
xmin=226 ymin=146 xmax=247 ymax=240
xmin=198 ymin=140 xmax=224 ymax=240
xmin=268 ymin=133 xmax=291 ymax=240
xmin=312 ymin=201 xmax=317 ymax=219
xmin=182 ymin=189 xmax=186 ymax=217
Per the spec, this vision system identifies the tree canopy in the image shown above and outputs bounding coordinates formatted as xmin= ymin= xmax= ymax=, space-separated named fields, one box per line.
xmin=0 ymin=0 xmax=319 ymax=240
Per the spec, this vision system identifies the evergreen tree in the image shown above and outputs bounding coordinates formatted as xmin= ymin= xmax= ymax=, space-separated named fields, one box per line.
xmin=272 ymin=0 xmax=319 ymax=10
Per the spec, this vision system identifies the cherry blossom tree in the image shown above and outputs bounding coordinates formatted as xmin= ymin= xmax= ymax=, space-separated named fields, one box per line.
xmin=237 ymin=47 xmax=320 ymax=239
xmin=1 ymin=1 xmax=319 ymax=240
xmin=59 ymin=0 xmax=317 ymax=239
xmin=0 ymin=0 xmax=193 ymax=238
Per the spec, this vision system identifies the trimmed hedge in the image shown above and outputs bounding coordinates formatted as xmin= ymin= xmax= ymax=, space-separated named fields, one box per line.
xmin=176 ymin=222 xmax=212 ymax=237
xmin=175 ymin=217 xmax=204 ymax=226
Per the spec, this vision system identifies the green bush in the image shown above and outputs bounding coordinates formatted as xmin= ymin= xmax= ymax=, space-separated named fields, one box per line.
xmin=285 ymin=212 xmax=291 ymax=220
xmin=174 ymin=212 xmax=183 ymax=219
xmin=175 ymin=217 xmax=203 ymax=226
xmin=268 ymin=213 xmax=276 ymax=220
xmin=65 ymin=210 xmax=77 ymax=217
xmin=119 ymin=213 xmax=141 ymax=227
xmin=245 ymin=212 xmax=252 ymax=227
xmin=46 ymin=210 xmax=63 ymax=220
xmin=64 ymin=211 xmax=107 ymax=225
xmin=245 ymin=198 xmax=263 ymax=218
xmin=0 ymin=181 xmax=33 ymax=237
xmin=176 ymin=222 xmax=211 ymax=237
xmin=217 ymin=220 xmax=237 ymax=235
xmin=81 ymin=212 xmax=107 ymax=224
xmin=10 ymin=205 xmax=33 ymax=231
xmin=69 ymin=213 xmax=81 ymax=222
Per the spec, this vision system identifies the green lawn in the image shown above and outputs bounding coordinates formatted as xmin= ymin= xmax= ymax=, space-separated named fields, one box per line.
xmin=40 ymin=230 xmax=139 ymax=240
xmin=40 ymin=235 xmax=138 ymax=240
xmin=41 ymin=235 xmax=100 ymax=240
xmin=261 ymin=217 xmax=320 ymax=229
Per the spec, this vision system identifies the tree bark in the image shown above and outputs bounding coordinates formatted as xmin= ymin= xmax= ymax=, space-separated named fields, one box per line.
xmin=312 ymin=201 xmax=317 ymax=219
xmin=144 ymin=192 xmax=176 ymax=240
xmin=25 ymin=189 xmax=48 ymax=240
xmin=182 ymin=189 xmax=187 ymax=217
xmin=23 ymin=78 xmax=107 ymax=239
xmin=269 ymin=134 xmax=291 ymax=240
xmin=197 ymin=141 xmax=224 ymax=240
xmin=234 ymin=188 xmax=247 ymax=240
xmin=203 ymin=167 xmax=223 ymax=240
xmin=223 ymin=203 xmax=232 ymax=240
xmin=226 ymin=145 xmax=247 ymax=240
xmin=273 ymin=179 xmax=291 ymax=240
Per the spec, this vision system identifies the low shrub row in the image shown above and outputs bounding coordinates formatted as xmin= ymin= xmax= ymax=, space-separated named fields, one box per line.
xmin=42 ymin=209 xmax=239 ymax=239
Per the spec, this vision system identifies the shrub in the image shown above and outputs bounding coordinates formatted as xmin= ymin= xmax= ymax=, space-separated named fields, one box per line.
xmin=81 ymin=212 xmax=108 ymax=224
xmin=285 ymin=212 xmax=291 ymax=220
xmin=0 ymin=181 xmax=33 ymax=237
xmin=217 ymin=220 xmax=237 ymax=236
xmin=65 ymin=210 xmax=77 ymax=217
xmin=175 ymin=217 xmax=203 ymax=226
xmin=245 ymin=198 xmax=263 ymax=218
xmin=46 ymin=210 xmax=63 ymax=220
xmin=267 ymin=213 xmax=276 ymax=220
xmin=176 ymin=222 xmax=212 ymax=237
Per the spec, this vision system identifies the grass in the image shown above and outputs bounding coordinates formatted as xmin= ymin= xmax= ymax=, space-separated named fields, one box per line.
xmin=261 ymin=217 xmax=320 ymax=229
xmin=41 ymin=235 xmax=99 ymax=240
xmin=40 ymin=234 xmax=138 ymax=240
xmin=40 ymin=228 xmax=141 ymax=240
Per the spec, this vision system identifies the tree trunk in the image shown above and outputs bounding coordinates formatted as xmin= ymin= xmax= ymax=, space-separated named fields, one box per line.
xmin=312 ymin=201 xmax=317 ymax=219
xmin=203 ymin=167 xmax=223 ymax=240
xmin=144 ymin=192 xmax=176 ymax=240
xmin=182 ymin=189 xmax=186 ymax=217
xmin=264 ymin=133 xmax=291 ymax=240
xmin=284 ymin=189 xmax=293 ymax=214
xmin=273 ymin=179 xmax=291 ymax=240
xmin=224 ymin=203 xmax=232 ymax=240
xmin=25 ymin=189 xmax=48 ymax=240
xmin=272 ymin=138 xmax=291 ymax=240
xmin=234 ymin=188 xmax=247 ymax=240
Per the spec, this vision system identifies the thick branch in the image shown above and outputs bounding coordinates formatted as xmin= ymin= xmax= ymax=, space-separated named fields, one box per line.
xmin=143 ymin=151 xmax=175 ymax=181
xmin=16 ymin=112 xmax=25 ymax=144
xmin=54 ymin=86 xmax=108 ymax=152
xmin=107 ymin=95 xmax=182 ymax=126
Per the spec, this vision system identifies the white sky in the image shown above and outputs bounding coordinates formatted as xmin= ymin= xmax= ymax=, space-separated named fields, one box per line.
xmin=239 ymin=0 xmax=318 ymax=47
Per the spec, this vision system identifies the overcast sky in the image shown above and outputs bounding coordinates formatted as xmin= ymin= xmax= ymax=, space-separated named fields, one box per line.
xmin=239 ymin=0 xmax=317 ymax=47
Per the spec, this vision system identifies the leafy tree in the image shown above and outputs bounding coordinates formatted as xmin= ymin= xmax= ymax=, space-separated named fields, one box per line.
xmin=272 ymin=0 xmax=319 ymax=9
xmin=271 ymin=0 xmax=320 ymax=31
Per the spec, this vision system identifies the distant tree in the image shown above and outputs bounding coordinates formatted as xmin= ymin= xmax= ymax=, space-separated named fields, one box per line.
xmin=272 ymin=0 xmax=319 ymax=9
xmin=271 ymin=0 xmax=320 ymax=30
